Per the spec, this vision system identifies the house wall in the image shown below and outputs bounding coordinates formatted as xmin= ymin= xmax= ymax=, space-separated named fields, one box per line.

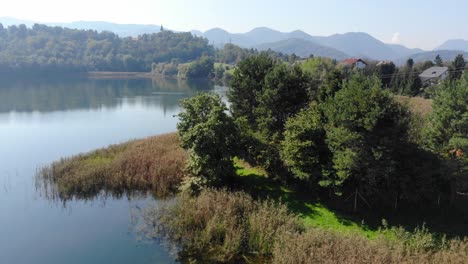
xmin=440 ymin=71 xmax=448 ymax=80
xmin=356 ymin=61 xmax=366 ymax=69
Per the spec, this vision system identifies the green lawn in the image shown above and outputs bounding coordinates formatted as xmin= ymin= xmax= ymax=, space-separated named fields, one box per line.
xmin=234 ymin=158 xmax=380 ymax=238
xmin=214 ymin=62 xmax=236 ymax=75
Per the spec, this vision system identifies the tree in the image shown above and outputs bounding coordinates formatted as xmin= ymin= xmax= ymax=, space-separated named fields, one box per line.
xmin=255 ymin=64 xmax=311 ymax=141
xmin=228 ymin=54 xmax=276 ymax=126
xmin=326 ymin=76 xmax=423 ymax=203
xmin=179 ymin=56 xmax=214 ymax=80
xmin=282 ymin=102 xmax=328 ymax=183
xmin=377 ymin=61 xmax=396 ymax=88
xmin=177 ymin=93 xmax=239 ymax=184
xmin=406 ymin=58 xmax=414 ymax=69
xmin=435 ymin=54 xmax=444 ymax=67
xmin=449 ymin=54 xmax=466 ymax=80
xmin=318 ymin=69 xmax=343 ymax=102
xmin=426 ymin=74 xmax=468 ymax=202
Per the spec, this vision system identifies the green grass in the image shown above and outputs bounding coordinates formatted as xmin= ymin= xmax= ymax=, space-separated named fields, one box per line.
xmin=234 ymin=158 xmax=380 ymax=238
xmin=214 ymin=62 xmax=236 ymax=75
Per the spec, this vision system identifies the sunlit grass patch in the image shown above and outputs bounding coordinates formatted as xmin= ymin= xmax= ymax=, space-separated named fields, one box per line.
xmin=234 ymin=158 xmax=378 ymax=238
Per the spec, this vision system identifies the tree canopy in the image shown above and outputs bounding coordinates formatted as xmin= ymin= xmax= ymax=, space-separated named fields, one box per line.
xmin=0 ymin=23 xmax=214 ymax=73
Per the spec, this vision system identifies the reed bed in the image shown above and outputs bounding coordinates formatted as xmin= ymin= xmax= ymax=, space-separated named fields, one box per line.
xmin=37 ymin=133 xmax=187 ymax=200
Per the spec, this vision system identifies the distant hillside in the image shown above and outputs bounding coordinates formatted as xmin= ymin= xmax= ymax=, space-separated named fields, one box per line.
xmin=3 ymin=17 xmax=465 ymax=62
xmin=0 ymin=25 xmax=213 ymax=73
xmin=395 ymin=50 xmax=468 ymax=65
xmin=256 ymin=38 xmax=349 ymax=60
xmin=197 ymin=28 xmax=256 ymax=47
xmin=196 ymin=27 xmax=422 ymax=61
xmin=311 ymin=32 xmax=401 ymax=60
xmin=388 ymin=44 xmax=424 ymax=58
xmin=0 ymin=17 xmax=162 ymax=37
xmin=52 ymin=21 xmax=161 ymax=37
xmin=436 ymin=39 xmax=468 ymax=52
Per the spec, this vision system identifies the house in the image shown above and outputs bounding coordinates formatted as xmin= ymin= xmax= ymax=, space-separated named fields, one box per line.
xmin=376 ymin=60 xmax=393 ymax=66
xmin=341 ymin=58 xmax=367 ymax=69
xmin=419 ymin=66 xmax=449 ymax=84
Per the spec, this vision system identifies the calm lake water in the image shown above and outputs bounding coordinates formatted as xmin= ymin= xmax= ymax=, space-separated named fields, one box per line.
xmin=0 ymin=77 xmax=224 ymax=264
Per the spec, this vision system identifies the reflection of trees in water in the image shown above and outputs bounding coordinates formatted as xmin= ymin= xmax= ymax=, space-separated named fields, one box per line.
xmin=0 ymin=77 xmax=215 ymax=113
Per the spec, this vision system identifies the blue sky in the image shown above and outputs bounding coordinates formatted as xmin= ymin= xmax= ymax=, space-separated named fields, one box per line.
xmin=1 ymin=0 xmax=467 ymax=50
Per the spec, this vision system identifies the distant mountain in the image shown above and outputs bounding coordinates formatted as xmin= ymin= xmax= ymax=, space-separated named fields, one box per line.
xmin=244 ymin=27 xmax=293 ymax=44
xmin=395 ymin=50 xmax=468 ymax=66
xmin=311 ymin=32 xmax=401 ymax=61
xmin=436 ymin=39 xmax=468 ymax=52
xmin=256 ymin=38 xmax=349 ymax=60
xmin=0 ymin=17 xmax=162 ymax=37
xmin=388 ymin=44 xmax=424 ymax=58
xmin=4 ymin=17 xmax=465 ymax=62
xmin=198 ymin=28 xmax=256 ymax=47
xmin=195 ymin=28 xmax=422 ymax=61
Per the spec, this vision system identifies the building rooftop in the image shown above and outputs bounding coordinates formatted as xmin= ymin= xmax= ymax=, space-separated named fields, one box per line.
xmin=419 ymin=66 xmax=449 ymax=79
xmin=342 ymin=58 xmax=367 ymax=65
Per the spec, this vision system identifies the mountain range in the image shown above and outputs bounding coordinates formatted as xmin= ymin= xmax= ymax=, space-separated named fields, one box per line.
xmin=1 ymin=17 xmax=467 ymax=65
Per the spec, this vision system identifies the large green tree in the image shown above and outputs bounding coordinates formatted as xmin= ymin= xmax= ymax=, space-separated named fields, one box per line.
xmin=435 ymin=54 xmax=444 ymax=67
xmin=282 ymin=102 xmax=328 ymax=182
xmin=255 ymin=64 xmax=311 ymax=141
xmin=283 ymin=74 xmax=421 ymax=204
xmin=426 ymin=74 xmax=468 ymax=200
xmin=177 ymin=93 xmax=239 ymax=184
xmin=228 ymin=54 xmax=276 ymax=127
xmin=449 ymin=54 xmax=466 ymax=81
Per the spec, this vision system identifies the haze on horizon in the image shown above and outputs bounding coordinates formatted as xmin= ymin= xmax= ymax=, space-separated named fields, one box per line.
xmin=1 ymin=0 xmax=467 ymax=50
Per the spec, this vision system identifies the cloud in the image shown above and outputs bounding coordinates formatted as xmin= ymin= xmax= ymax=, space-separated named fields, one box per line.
xmin=391 ymin=32 xmax=401 ymax=44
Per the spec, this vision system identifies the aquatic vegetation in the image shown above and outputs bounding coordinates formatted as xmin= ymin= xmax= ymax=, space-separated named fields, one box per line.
xmin=37 ymin=133 xmax=187 ymax=201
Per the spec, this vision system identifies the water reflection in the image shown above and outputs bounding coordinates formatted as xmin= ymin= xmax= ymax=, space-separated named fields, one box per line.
xmin=0 ymin=77 xmax=214 ymax=113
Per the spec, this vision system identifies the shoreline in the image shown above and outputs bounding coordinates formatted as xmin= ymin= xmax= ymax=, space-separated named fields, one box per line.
xmin=87 ymin=71 xmax=154 ymax=79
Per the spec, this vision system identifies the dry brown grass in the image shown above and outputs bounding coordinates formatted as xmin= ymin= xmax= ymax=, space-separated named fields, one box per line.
xmin=394 ymin=95 xmax=433 ymax=144
xmin=273 ymin=229 xmax=468 ymax=264
xmin=142 ymin=189 xmax=304 ymax=263
xmin=394 ymin=95 xmax=433 ymax=117
xmin=38 ymin=133 xmax=187 ymax=200
xmin=142 ymin=189 xmax=468 ymax=264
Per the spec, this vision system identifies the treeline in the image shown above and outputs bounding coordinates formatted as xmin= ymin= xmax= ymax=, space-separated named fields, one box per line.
xmin=151 ymin=43 xmax=296 ymax=81
xmin=178 ymin=54 xmax=467 ymax=211
xmin=362 ymin=54 xmax=466 ymax=97
xmin=0 ymin=23 xmax=213 ymax=73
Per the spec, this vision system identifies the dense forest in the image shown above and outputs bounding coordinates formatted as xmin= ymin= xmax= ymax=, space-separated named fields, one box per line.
xmin=0 ymin=23 xmax=213 ymax=73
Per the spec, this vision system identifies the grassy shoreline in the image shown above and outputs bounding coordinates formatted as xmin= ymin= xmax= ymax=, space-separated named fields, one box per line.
xmin=87 ymin=71 xmax=154 ymax=79
xmin=37 ymin=133 xmax=187 ymax=200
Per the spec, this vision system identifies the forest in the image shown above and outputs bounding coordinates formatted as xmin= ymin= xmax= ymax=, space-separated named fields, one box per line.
xmin=0 ymin=23 xmax=213 ymax=73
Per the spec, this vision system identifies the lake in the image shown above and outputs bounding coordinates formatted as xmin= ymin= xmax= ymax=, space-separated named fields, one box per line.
xmin=0 ymin=77 xmax=224 ymax=264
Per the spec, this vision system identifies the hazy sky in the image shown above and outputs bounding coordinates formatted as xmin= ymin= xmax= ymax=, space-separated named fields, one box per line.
xmin=1 ymin=0 xmax=467 ymax=50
